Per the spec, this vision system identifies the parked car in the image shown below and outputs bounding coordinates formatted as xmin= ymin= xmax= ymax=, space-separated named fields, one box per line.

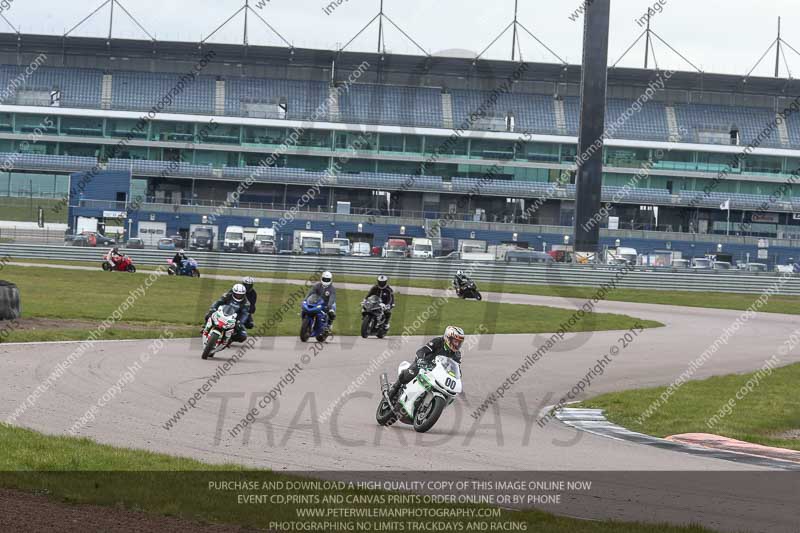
xmin=672 ymin=259 xmax=690 ymax=270
xmin=125 ymin=238 xmax=145 ymax=250
xmin=712 ymin=261 xmax=733 ymax=271
xmin=157 ymin=238 xmax=176 ymax=250
xmin=739 ymin=262 xmax=767 ymax=272
xmin=82 ymin=232 xmax=116 ymax=246
xmin=70 ymin=235 xmax=90 ymax=247
xmin=169 ymin=234 xmax=186 ymax=248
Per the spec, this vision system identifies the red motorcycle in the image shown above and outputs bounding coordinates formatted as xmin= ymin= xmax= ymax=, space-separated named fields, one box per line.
xmin=102 ymin=254 xmax=136 ymax=273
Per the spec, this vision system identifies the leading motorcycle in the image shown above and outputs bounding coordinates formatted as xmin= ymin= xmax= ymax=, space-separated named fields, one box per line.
xmin=101 ymin=254 xmax=136 ymax=273
xmin=376 ymin=355 xmax=463 ymax=433
xmin=360 ymin=295 xmax=388 ymax=339
xmin=300 ymin=293 xmax=330 ymax=343
xmin=455 ymin=280 xmax=482 ymax=300
xmin=201 ymin=304 xmax=238 ymax=359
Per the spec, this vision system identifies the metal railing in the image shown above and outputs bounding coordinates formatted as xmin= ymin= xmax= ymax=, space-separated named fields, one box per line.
xmin=2 ymin=243 xmax=799 ymax=296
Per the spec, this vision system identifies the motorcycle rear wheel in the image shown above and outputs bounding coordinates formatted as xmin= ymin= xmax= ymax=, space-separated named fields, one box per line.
xmin=202 ymin=330 xmax=221 ymax=360
xmin=376 ymin=398 xmax=397 ymax=426
xmin=413 ymin=396 xmax=446 ymax=433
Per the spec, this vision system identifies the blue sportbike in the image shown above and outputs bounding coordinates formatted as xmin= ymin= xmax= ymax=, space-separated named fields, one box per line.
xmin=300 ymin=293 xmax=331 ymax=342
xmin=168 ymin=258 xmax=200 ymax=278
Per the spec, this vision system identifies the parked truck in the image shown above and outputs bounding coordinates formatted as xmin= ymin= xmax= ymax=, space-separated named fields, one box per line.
xmin=411 ymin=237 xmax=434 ymax=259
xmin=605 ymin=246 xmax=638 ymax=265
xmin=292 ymin=230 xmax=324 ymax=255
xmin=382 ymin=238 xmax=409 ymax=258
xmin=332 ymin=237 xmax=351 ymax=255
xmin=189 ymin=224 xmax=217 ymax=251
xmin=254 ymin=227 xmax=277 ymax=254
xmin=223 ymin=225 xmax=245 ymax=252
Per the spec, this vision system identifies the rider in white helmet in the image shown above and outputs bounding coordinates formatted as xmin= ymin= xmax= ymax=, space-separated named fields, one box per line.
xmin=387 ymin=326 xmax=465 ymax=402
xmin=453 ymin=269 xmax=471 ymax=293
xmin=307 ymin=271 xmax=337 ymax=327
xmin=205 ymin=283 xmax=252 ymax=348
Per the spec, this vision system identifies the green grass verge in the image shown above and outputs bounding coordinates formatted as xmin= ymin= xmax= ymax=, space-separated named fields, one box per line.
xmin=0 ymin=197 xmax=66 ymax=224
xmin=0 ymin=265 xmax=658 ymax=342
xmin=12 ymin=258 xmax=800 ymax=315
xmin=0 ymin=424 xmax=712 ymax=532
xmin=578 ymin=362 xmax=800 ymax=451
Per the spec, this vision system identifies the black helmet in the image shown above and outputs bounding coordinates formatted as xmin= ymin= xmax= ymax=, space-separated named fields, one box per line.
xmin=242 ymin=276 xmax=255 ymax=291
xmin=377 ymin=274 xmax=388 ymax=288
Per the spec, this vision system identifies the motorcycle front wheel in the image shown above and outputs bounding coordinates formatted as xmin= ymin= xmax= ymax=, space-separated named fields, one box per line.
xmin=101 ymin=262 xmax=110 ymax=271
xmin=126 ymin=265 xmax=136 ymax=273
xmin=360 ymin=316 xmax=371 ymax=338
xmin=413 ymin=396 xmax=446 ymax=433
xmin=202 ymin=330 xmax=221 ymax=360
xmin=192 ymin=270 xmax=200 ymax=278
xmin=299 ymin=318 xmax=311 ymax=342
xmin=475 ymin=292 xmax=482 ymax=301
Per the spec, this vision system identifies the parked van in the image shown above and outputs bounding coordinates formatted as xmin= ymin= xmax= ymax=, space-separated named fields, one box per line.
xmin=223 ymin=225 xmax=245 ymax=252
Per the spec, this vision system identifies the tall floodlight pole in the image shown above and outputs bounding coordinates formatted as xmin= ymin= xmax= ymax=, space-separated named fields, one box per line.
xmin=377 ymin=0 xmax=384 ymax=53
xmin=511 ymin=0 xmax=519 ymax=61
xmin=573 ymin=0 xmax=611 ymax=255
xmin=775 ymin=17 xmax=782 ymax=78
xmin=643 ymin=15 xmax=650 ymax=69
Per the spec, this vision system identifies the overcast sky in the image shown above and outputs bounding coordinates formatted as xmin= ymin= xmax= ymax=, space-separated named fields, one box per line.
xmin=4 ymin=0 xmax=800 ymax=77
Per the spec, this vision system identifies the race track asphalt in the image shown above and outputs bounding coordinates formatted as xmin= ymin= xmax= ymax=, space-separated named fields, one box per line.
xmin=2 ymin=265 xmax=799 ymax=532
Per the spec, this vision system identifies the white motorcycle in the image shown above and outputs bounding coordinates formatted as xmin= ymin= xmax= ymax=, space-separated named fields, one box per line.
xmin=376 ymin=356 xmax=463 ymax=433
xmin=201 ymin=305 xmax=238 ymax=360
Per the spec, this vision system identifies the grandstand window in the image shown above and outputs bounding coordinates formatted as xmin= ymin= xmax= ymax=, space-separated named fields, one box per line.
xmin=285 ymin=155 xmax=329 ymax=172
xmin=0 ymin=112 xmax=12 ymax=132
xmin=378 ymin=133 xmax=404 ymax=152
xmin=15 ymin=114 xmax=56 ymax=135
xmin=517 ymin=142 xmax=559 ymax=163
xmin=470 ymin=139 xmax=515 ymax=160
xmin=151 ymin=121 xmax=194 ymax=143
xmin=404 ymin=135 xmax=422 ymax=153
xmin=425 ymin=136 xmax=468 ymax=156
xmin=204 ymin=124 xmax=241 ymax=145
xmin=296 ymin=130 xmax=331 ymax=149
xmin=744 ymin=155 xmax=782 ymax=174
xmin=337 ymin=158 xmax=375 ymax=174
xmin=114 ymin=146 xmax=148 ymax=160
xmin=60 ymin=116 xmax=102 ymax=137
xmin=378 ymin=161 xmax=422 ymax=175
xmin=106 ymin=118 xmax=147 ymax=139
xmin=60 ymin=143 xmax=98 ymax=158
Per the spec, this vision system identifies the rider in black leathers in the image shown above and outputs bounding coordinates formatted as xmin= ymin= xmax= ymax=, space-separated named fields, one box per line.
xmin=172 ymin=249 xmax=188 ymax=274
xmin=307 ymin=271 xmax=336 ymax=328
xmin=387 ymin=326 xmax=464 ymax=402
xmin=366 ymin=274 xmax=395 ymax=329
xmin=205 ymin=283 xmax=252 ymax=345
xmin=453 ymin=270 xmax=472 ymax=295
